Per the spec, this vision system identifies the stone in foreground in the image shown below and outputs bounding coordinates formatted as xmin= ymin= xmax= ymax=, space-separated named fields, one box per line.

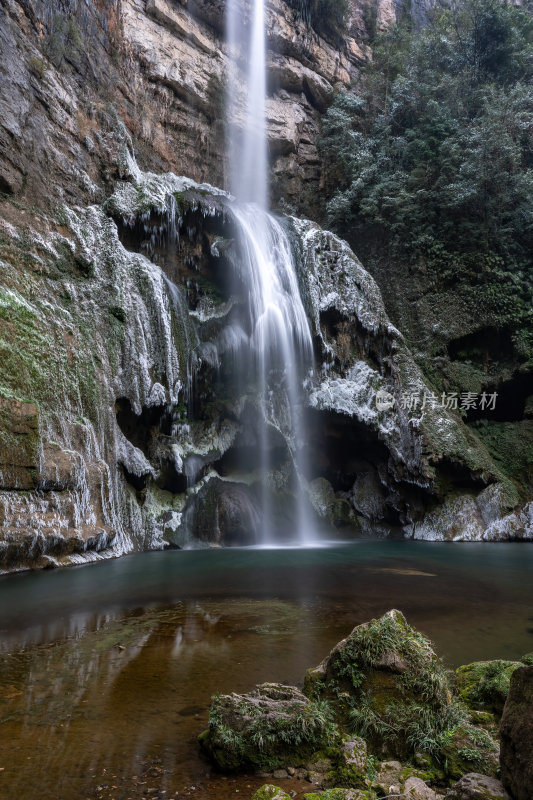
xmin=252 ymin=787 xmax=291 ymax=800
xmin=403 ymin=776 xmax=438 ymax=800
xmin=444 ymin=773 xmax=510 ymax=800
xmin=499 ymin=665 xmax=533 ymax=800
xmin=200 ymin=683 xmax=336 ymax=772
xmin=303 ymin=609 xmax=451 ymax=758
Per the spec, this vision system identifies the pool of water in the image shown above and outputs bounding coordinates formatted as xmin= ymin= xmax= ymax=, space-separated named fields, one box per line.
xmin=0 ymin=541 xmax=532 ymax=800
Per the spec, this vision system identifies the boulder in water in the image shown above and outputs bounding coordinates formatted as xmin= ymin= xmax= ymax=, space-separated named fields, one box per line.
xmin=303 ymin=609 xmax=452 ymax=758
xmin=199 ymin=682 xmax=337 ymax=772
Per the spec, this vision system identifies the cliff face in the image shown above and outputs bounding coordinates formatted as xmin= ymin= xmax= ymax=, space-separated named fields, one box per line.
xmin=0 ymin=0 xmax=372 ymax=218
xmin=1 ymin=0 xmax=530 ymax=571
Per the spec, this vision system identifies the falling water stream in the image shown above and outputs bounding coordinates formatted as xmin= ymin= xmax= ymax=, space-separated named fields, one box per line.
xmin=226 ymin=0 xmax=316 ymax=544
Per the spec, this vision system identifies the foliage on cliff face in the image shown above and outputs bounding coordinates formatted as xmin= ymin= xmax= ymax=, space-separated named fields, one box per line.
xmin=320 ymin=0 xmax=533 ymax=353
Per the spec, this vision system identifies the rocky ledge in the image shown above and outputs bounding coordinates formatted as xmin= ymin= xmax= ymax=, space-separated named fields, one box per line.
xmin=200 ymin=610 xmax=533 ymax=800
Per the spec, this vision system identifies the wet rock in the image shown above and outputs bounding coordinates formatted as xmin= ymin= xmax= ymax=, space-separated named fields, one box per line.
xmin=456 ymin=660 xmax=523 ymax=717
xmin=272 ymin=769 xmax=289 ymax=779
xmin=200 ymin=682 xmax=337 ymax=772
xmin=499 ymin=665 xmax=533 ymax=800
xmin=0 ymin=397 xmax=39 ymax=490
xmin=444 ymin=773 xmax=510 ymax=800
xmin=186 ymin=478 xmax=261 ymax=547
xmin=304 ymin=610 xmax=452 ymax=759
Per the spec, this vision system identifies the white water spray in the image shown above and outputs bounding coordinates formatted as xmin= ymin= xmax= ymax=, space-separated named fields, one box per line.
xmin=226 ymin=0 xmax=316 ymax=544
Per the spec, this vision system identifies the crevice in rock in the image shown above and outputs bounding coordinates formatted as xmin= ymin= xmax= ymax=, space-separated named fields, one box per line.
xmin=115 ymin=397 xmax=168 ymax=457
xmin=156 ymin=459 xmax=188 ymax=494
xmin=120 ymin=464 xmax=149 ymax=492
xmin=448 ymin=327 xmax=516 ymax=365
xmin=465 ymin=371 xmax=533 ymax=423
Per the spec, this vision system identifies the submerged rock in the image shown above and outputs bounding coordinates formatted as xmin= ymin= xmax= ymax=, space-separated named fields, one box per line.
xmin=303 ymin=610 xmax=452 ymax=758
xmin=199 ymin=682 xmax=337 ymax=772
xmin=499 ymin=665 xmax=533 ymax=800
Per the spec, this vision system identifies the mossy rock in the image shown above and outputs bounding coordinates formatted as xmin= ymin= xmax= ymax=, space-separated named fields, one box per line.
xmin=303 ymin=610 xmax=453 ymax=759
xmin=400 ymin=765 xmax=445 ymax=785
xmin=456 ymin=660 xmax=523 ymax=716
xmin=520 ymin=653 xmax=533 ymax=666
xmin=252 ymin=786 xmax=292 ymax=800
xmin=439 ymin=722 xmax=499 ymax=780
xmin=303 ymin=790 xmax=373 ymax=800
xmin=200 ymin=683 xmax=338 ymax=772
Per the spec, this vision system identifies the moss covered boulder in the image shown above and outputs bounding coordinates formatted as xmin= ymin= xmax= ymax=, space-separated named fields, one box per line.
xmin=456 ymin=660 xmax=523 ymax=716
xmin=439 ymin=723 xmax=499 ymax=780
xmin=200 ymin=683 xmax=338 ymax=772
xmin=252 ymin=787 xmax=292 ymax=800
xmin=303 ymin=610 xmax=453 ymax=758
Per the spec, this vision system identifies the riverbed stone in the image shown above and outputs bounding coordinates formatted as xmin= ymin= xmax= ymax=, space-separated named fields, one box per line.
xmin=303 ymin=610 xmax=451 ymax=758
xmin=200 ymin=682 xmax=338 ymax=772
xmin=252 ymin=786 xmax=292 ymax=800
xmin=499 ymin=665 xmax=533 ymax=800
xmin=456 ymin=660 xmax=523 ymax=716
xmin=444 ymin=773 xmax=510 ymax=800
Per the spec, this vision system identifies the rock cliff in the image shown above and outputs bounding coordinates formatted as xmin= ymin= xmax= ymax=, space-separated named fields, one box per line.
xmin=1 ymin=0 xmax=531 ymax=570
xmin=0 ymin=0 xmax=372 ymax=217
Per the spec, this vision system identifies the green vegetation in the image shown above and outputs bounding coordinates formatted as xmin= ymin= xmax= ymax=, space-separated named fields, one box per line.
xmin=200 ymin=684 xmax=339 ymax=771
xmin=320 ymin=0 xmax=533 ymax=354
xmin=439 ymin=721 xmax=499 ymax=779
xmin=456 ymin=659 xmax=523 ymax=716
xmin=304 ymin=611 xmax=458 ymax=760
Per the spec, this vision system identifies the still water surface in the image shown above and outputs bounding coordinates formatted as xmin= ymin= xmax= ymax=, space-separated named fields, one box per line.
xmin=0 ymin=542 xmax=532 ymax=800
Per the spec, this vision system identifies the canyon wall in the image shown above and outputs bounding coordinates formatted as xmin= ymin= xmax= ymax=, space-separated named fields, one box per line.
xmin=1 ymin=0 xmax=531 ymax=570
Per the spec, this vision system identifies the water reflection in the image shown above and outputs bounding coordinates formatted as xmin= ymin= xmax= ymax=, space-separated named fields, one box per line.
xmin=0 ymin=543 xmax=532 ymax=800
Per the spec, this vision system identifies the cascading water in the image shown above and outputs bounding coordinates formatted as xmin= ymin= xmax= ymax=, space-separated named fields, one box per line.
xmin=225 ymin=0 xmax=316 ymax=544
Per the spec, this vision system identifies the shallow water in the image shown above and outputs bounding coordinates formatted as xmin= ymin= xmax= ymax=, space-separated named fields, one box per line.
xmin=0 ymin=541 xmax=532 ymax=800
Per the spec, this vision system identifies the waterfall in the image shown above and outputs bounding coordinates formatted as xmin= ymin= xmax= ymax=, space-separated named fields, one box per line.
xmin=225 ymin=0 xmax=316 ymax=544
